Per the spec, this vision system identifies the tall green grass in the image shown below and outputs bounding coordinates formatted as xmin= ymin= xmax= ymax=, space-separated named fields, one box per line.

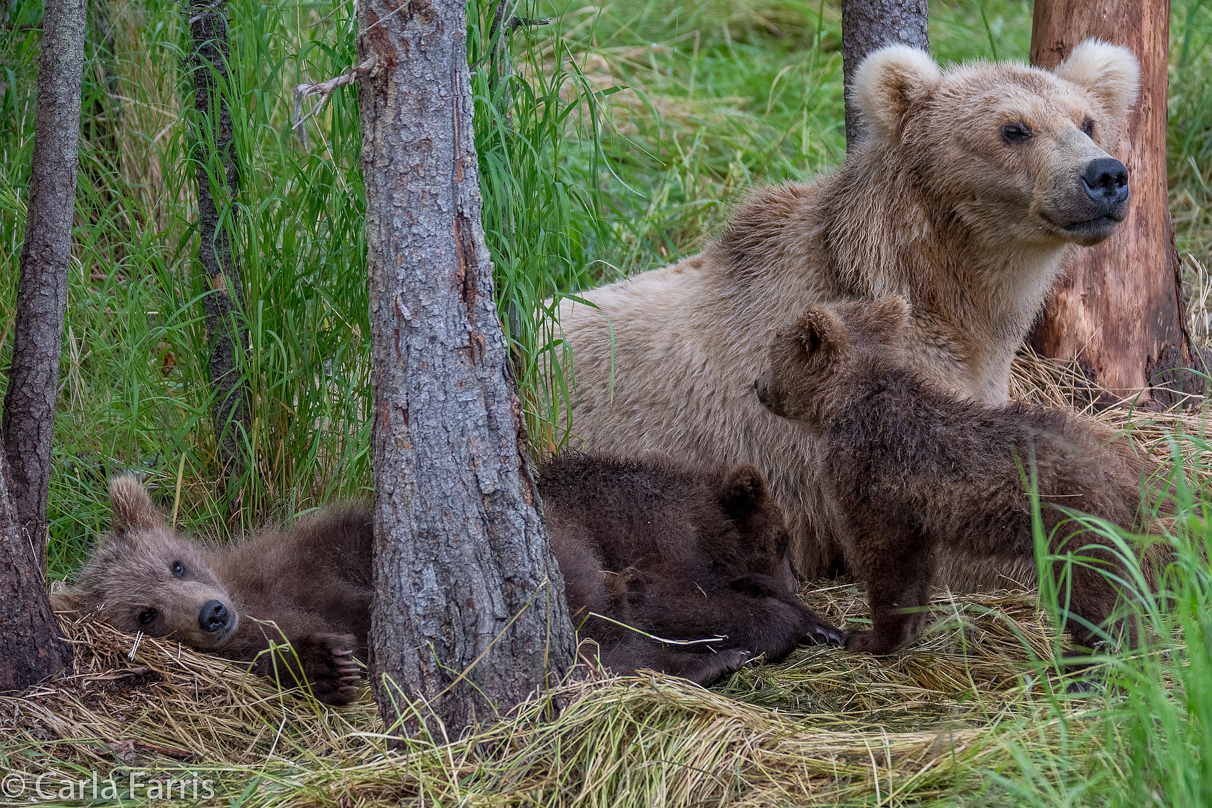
xmin=2 ymin=0 xmax=625 ymax=569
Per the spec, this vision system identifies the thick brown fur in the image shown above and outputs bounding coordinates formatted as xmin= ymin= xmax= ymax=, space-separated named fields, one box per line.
xmin=755 ymin=298 xmax=1170 ymax=654
xmin=554 ymin=41 xmax=1140 ymax=587
xmin=71 ymin=477 xmax=372 ymax=705
xmin=538 ymin=455 xmax=843 ymax=684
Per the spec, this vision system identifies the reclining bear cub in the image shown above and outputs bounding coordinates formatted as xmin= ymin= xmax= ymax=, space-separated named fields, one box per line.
xmin=69 ymin=460 xmax=841 ymax=699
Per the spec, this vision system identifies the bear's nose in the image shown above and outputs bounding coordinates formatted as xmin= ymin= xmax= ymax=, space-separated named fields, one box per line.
xmin=1082 ymin=157 xmax=1129 ymax=208
xmin=199 ymin=600 xmax=229 ymax=632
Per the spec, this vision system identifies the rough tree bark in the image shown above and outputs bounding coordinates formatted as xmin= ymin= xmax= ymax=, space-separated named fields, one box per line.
xmin=2 ymin=0 xmax=88 ymax=565
xmin=840 ymin=0 xmax=930 ymax=147
xmin=0 ymin=440 xmax=72 ymax=692
xmin=0 ymin=449 xmax=73 ymax=692
xmin=357 ymin=0 xmax=578 ymax=736
xmin=0 ymin=0 xmax=81 ymax=687
xmin=186 ymin=0 xmax=252 ymax=486
xmin=1030 ymin=0 xmax=1197 ymax=404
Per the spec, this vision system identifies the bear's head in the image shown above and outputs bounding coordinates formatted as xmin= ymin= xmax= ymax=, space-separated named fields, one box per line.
xmin=754 ymin=297 xmax=910 ymax=429
xmin=716 ymin=464 xmax=797 ymax=591
xmin=73 ymin=476 xmax=240 ymax=650
xmin=853 ymin=39 xmax=1139 ymax=247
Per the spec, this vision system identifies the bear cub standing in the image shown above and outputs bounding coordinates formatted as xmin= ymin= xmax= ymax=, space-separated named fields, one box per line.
xmin=539 ymin=455 xmax=843 ymax=684
xmin=73 ymin=476 xmax=372 ymax=705
xmin=755 ymin=298 xmax=1169 ymax=654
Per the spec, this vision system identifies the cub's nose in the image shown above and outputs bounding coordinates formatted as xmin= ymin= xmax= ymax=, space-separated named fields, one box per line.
xmin=199 ymin=600 xmax=229 ymax=632
xmin=1082 ymin=157 xmax=1129 ymax=208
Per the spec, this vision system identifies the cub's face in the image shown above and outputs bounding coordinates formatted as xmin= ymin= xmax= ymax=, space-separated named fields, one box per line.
xmin=75 ymin=477 xmax=240 ymax=651
xmin=755 ymin=298 xmax=910 ymax=429
xmin=854 ymin=40 xmax=1139 ymax=248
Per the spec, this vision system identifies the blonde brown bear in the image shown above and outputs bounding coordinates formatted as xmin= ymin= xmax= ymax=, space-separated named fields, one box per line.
xmin=556 ymin=41 xmax=1140 ymax=586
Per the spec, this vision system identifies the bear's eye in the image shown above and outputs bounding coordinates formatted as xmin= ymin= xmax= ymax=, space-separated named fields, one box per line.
xmin=1081 ymin=117 xmax=1095 ymax=138
xmin=171 ymin=561 xmax=185 ymax=579
xmin=137 ymin=608 xmax=158 ymax=625
xmin=1000 ymin=122 xmax=1033 ymax=144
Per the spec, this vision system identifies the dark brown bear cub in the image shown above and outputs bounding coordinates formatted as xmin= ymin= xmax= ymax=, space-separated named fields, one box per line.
xmin=539 ymin=455 xmax=843 ymax=684
xmin=754 ymin=298 xmax=1168 ymax=655
xmin=72 ymin=477 xmax=372 ymax=705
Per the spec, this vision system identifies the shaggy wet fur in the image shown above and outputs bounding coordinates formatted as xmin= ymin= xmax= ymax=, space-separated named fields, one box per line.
xmin=755 ymin=299 xmax=1169 ymax=653
xmin=538 ymin=455 xmax=843 ymax=684
xmin=72 ymin=477 xmax=371 ymax=705
xmin=554 ymin=41 xmax=1140 ymax=587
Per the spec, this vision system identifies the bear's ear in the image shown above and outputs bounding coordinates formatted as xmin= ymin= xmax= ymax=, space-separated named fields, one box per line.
xmin=852 ymin=45 xmax=942 ymax=143
xmin=109 ymin=475 xmax=167 ymax=536
xmin=794 ymin=306 xmax=846 ymax=361
xmin=1053 ymin=39 xmax=1139 ymax=128
xmin=718 ymin=465 xmax=768 ymax=518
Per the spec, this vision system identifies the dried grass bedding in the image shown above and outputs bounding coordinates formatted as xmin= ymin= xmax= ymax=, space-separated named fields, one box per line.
xmin=1 ymin=350 xmax=1207 ymax=807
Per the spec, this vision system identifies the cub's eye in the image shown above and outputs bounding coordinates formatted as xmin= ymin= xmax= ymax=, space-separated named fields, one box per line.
xmin=1001 ymin=122 xmax=1033 ymax=144
xmin=1081 ymin=117 xmax=1095 ymax=138
xmin=171 ymin=561 xmax=185 ymax=578
xmin=138 ymin=608 xmax=158 ymax=625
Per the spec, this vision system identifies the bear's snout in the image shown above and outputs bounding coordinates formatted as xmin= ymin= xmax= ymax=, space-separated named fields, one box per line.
xmin=1082 ymin=157 xmax=1129 ymax=211
xmin=199 ymin=599 xmax=230 ymax=633
xmin=754 ymin=373 xmax=775 ymax=412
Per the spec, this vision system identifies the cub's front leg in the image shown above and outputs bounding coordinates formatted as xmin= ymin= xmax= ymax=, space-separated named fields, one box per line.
xmin=843 ymin=517 xmax=935 ymax=655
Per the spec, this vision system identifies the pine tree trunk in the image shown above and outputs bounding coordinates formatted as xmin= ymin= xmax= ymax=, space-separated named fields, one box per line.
xmin=0 ymin=444 xmax=72 ymax=692
xmin=0 ymin=0 xmax=81 ymax=688
xmin=2 ymin=0 xmax=88 ymax=565
xmin=840 ymin=0 xmax=930 ymax=148
xmin=357 ymin=0 xmax=578 ymax=736
xmin=1030 ymin=0 xmax=1196 ymax=405
xmin=186 ymin=0 xmax=252 ymax=487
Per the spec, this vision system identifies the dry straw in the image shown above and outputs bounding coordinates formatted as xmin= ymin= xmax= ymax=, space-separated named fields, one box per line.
xmin=2 ymin=349 xmax=1206 ymax=807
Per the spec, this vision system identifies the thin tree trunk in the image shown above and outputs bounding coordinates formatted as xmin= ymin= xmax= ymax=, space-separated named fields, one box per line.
xmin=186 ymin=0 xmax=251 ymax=489
xmin=0 ymin=442 xmax=72 ymax=691
xmin=0 ymin=0 xmax=81 ymax=688
xmin=840 ymin=0 xmax=929 ymax=148
xmin=1030 ymin=0 xmax=1197 ymax=405
xmin=357 ymin=0 xmax=578 ymax=736
xmin=2 ymin=0 xmax=88 ymax=565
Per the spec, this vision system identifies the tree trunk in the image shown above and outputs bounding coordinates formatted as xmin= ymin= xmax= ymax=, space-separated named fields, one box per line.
xmin=186 ymin=0 xmax=252 ymax=489
xmin=0 ymin=441 xmax=72 ymax=692
xmin=2 ymin=0 xmax=88 ymax=565
xmin=357 ymin=0 xmax=578 ymax=736
xmin=840 ymin=0 xmax=930 ymax=148
xmin=0 ymin=0 xmax=81 ymax=688
xmin=1030 ymin=0 xmax=1195 ymax=405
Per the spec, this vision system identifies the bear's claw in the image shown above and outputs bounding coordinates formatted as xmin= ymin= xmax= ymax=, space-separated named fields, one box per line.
xmin=807 ymin=621 xmax=845 ymax=646
xmin=293 ymin=633 xmax=364 ymax=706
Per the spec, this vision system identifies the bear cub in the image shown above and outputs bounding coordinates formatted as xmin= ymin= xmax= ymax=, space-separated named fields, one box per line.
xmin=539 ymin=455 xmax=843 ymax=684
xmin=72 ymin=476 xmax=372 ymax=705
xmin=75 ymin=460 xmax=839 ymax=694
xmin=754 ymin=298 xmax=1168 ymax=655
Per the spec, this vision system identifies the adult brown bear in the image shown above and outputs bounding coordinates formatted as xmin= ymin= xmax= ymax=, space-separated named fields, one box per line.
xmin=555 ymin=41 xmax=1140 ymax=587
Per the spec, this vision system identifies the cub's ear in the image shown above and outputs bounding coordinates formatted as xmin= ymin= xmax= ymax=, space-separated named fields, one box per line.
xmin=718 ymin=465 xmax=769 ymax=518
xmin=792 ymin=306 xmax=846 ymax=361
xmin=109 ymin=475 xmax=167 ymax=536
xmin=852 ymin=45 xmax=942 ymax=143
xmin=1053 ymin=39 xmax=1139 ymax=131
